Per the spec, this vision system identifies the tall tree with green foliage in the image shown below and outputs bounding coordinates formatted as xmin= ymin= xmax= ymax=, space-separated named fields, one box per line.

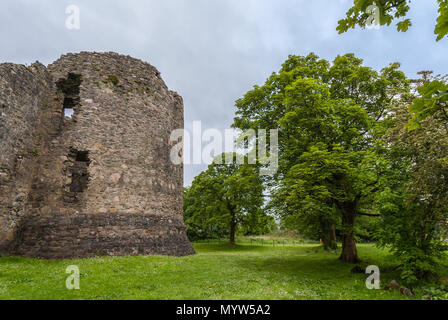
xmin=184 ymin=154 xmax=269 ymax=244
xmin=233 ymin=53 xmax=409 ymax=262
xmin=378 ymin=101 xmax=448 ymax=285
xmin=337 ymin=0 xmax=448 ymax=41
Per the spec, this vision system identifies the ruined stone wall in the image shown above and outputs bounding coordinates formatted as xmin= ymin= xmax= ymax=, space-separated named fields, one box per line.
xmin=0 ymin=52 xmax=194 ymax=258
xmin=0 ymin=62 xmax=58 ymax=251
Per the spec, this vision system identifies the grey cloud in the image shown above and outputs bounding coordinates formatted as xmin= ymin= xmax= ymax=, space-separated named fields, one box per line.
xmin=1 ymin=0 xmax=447 ymax=185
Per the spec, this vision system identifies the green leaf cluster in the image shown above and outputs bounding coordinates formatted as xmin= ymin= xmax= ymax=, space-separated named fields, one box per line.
xmin=338 ymin=0 xmax=448 ymax=41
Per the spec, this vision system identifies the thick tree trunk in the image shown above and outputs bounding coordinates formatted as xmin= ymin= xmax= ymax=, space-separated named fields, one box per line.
xmin=323 ymin=238 xmax=338 ymax=251
xmin=331 ymin=223 xmax=338 ymax=248
xmin=226 ymin=202 xmax=238 ymax=245
xmin=340 ymin=233 xmax=359 ymax=263
xmin=339 ymin=204 xmax=359 ymax=263
xmin=321 ymin=220 xmax=338 ymax=251
xmin=229 ymin=218 xmax=236 ymax=245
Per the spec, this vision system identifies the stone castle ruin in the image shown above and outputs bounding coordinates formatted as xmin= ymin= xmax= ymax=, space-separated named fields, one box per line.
xmin=0 ymin=52 xmax=194 ymax=259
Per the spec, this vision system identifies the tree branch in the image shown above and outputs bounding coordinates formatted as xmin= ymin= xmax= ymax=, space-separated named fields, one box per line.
xmin=358 ymin=212 xmax=380 ymax=217
xmin=384 ymin=0 xmax=407 ymax=12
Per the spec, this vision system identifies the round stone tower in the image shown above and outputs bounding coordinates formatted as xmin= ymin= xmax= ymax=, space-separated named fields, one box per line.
xmin=0 ymin=52 xmax=194 ymax=258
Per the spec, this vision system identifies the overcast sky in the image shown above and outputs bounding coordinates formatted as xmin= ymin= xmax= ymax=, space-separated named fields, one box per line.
xmin=1 ymin=0 xmax=447 ymax=185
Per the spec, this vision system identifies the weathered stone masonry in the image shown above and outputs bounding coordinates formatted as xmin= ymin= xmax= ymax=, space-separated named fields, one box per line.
xmin=0 ymin=52 xmax=194 ymax=259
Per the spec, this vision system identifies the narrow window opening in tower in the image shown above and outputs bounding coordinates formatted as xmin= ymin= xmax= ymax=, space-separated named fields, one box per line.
xmin=56 ymin=73 xmax=82 ymax=120
xmin=69 ymin=150 xmax=90 ymax=195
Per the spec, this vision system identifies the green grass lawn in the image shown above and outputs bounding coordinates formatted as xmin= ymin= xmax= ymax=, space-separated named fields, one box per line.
xmin=0 ymin=243 xmax=428 ymax=300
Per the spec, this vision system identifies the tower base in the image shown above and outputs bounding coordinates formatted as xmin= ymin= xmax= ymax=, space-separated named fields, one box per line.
xmin=5 ymin=212 xmax=195 ymax=259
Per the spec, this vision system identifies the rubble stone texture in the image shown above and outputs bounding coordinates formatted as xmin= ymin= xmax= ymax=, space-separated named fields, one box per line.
xmin=0 ymin=52 xmax=194 ymax=259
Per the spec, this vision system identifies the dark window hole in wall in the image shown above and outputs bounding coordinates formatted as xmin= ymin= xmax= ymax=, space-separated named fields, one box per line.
xmin=0 ymin=104 xmax=7 ymax=117
xmin=56 ymin=73 xmax=82 ymax=120
xmin=67 ymin=149 xmax=90 ymax=203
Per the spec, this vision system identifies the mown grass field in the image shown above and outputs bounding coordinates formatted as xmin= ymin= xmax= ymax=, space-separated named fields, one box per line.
xmin=0 ymin=243 xmax=437 ymax=300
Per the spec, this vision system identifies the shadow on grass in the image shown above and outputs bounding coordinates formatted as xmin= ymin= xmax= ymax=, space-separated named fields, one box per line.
xmin=193 ymin=243 xmax=397 ymax=278
xmin=193 ymin=243 xmax=276 ymax=254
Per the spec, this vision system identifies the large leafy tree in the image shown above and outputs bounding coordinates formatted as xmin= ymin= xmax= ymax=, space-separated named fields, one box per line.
xmin=337 ymin=0 xmax=448 ymax=41
xmin=378 ymin=101 xmax=448 ymax=285
xmin=184 ymin=154 xmax=268 ymax=244
xmin=233 ymin=53 xmax=409 ymax=262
